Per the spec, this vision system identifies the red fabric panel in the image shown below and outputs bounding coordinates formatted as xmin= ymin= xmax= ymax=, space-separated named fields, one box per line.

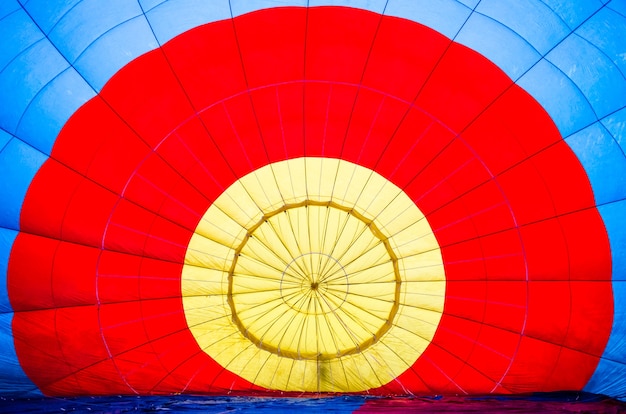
xmin=413 ymin=349 xmax=466 ymax=393
xmin=461 ymin=86 xmax=562 ymax=176
xmin=138 ymin=257 xmax=183 ymax=301
xmin=452 ymin=364 xmax=498 ymax=394
xmin=363 ymin=16 xmax=450 ymax=102
xmin=9 ymin=232 xmax=99 ymax=317
xmin=158 ymin=176 xmax=208 ymax=231
xmin=459 ymin=180 xmax=515 ymax=236
xmin=521 ymin=219 xmax=570 ymax=281
xmin=301 ymin=82 xmax=328 ymax=157
xmin=411 ymin=139 xmax=489 ymax=214
xmin=199 ymin=99 xmax=263 ymax=178
xmin=561 ymin=209 xmax=612 ymax=281
xmin=480 ymin=230 xmax=525 ymax=281
xmin=464 ymin=325 xmax=521 ymax=388
xmin=52 ymin=306 xmax=120 ymax=391
xmin=98 ymin=301 xmax=148 ymax=356
xmin=496 ymin=160 xmax=556 ymax=226
xmin=83 ymin=121 xmax=150 ymax=194
xmin=123 ymin=152 xmax=206 ymax=231
xmin=103 ymin=198 xmax=156 ymax=256
xmin=483 ymin=281 xmax=527 ymax=332
xmin=565 ymin=281 xmax=613 ymax=353
xmin=141 ymin=215 xmax=190 ymax=263
xmin=97 ymin=250 xmax=142 ymax=304
xmin=444 ymin=281 xmax=487 ymax=322
xmin=99 ymin=50 xmax=196 ymax=147
xmin=441 ymin=239 xmax=486 ymax=281
xmin=51 ymin=97 xmax=129 ymax=176
xmin=427 ymin=193 xmax=486 ymax=241
xmin=433 ymin=315 xmax=484 ymax=364
xmin=249 ymin=85 xmax=301 ymax=162
xmin=532 ymin=143 xmax=596 ymax=215
xmin=343 ymin=88 xmax=395 ymax=169
xmin=305 ymin=7 xmax=380 ymax=83
xmin=52 ymin=241 xmax=99 ymax=307
xmin=525 ymin=281 xmax=571 ymax=345
xmin=498 ymin=335 xmax=563 ymax=393
xmin=234 ymin=7 xmax=307 ymax=86
xmin=158 ymin=117 xmax=235 ymax=202
xmin=378 ymin=116 xmax=454 ymax=189
xmin=305 ymin=83 xmax=359 ymax=158
xmin=13 ymin=307 xmax=131 ymax=396
xmin=545 ymin=347 xmax=601 ymax=392
xmin=221 ymin=93 xmax=271 ymax=172
xmin=13 ymin=309 xmax=81 ymax=393
xmin=61 ymin=179 xmax=119 ymax=247
xmin=19 ymin=160 xmax=80 ymax=239
xmin=415 ymin=42 xmax=512 ymax=133
xmin=8 ymin=233 xmax=57 ymax=311
xmin=136 ymin=331 xmax=199 ymax=392
xmin=162 ymin=19 xmax=247 ymax=110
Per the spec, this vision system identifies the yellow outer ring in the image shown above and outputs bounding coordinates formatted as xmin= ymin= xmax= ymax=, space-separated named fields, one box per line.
xmin=182 ymin=157 xmax=445 ymax=392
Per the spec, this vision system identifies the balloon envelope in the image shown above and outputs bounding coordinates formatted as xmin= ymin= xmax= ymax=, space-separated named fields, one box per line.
xmin=0 ymin=0 xmax=625 ymax=399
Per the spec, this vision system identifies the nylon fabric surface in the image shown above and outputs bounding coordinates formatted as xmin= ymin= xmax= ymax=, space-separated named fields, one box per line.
xmin=0 ymin=0 xmax=625 ymax=401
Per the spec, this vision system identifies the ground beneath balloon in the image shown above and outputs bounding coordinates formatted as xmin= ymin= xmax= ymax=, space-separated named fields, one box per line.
xmin=1 ymin=392 xmax=625 ymax=413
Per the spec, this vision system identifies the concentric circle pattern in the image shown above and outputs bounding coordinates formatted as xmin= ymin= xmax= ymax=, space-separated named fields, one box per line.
xmin=182 ymin=158 xmax=443 ymax=392
xmin=229 ymin=202 xmax=399 ymax=360
xmin=1 ymin=1 xmax=624 ymax=400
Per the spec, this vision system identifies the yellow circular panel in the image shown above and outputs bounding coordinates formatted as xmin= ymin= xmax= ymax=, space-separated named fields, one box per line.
xmin=182 ymin=157 xmax=445 ymax=392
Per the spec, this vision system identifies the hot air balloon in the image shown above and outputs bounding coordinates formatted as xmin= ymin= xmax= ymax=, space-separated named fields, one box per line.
xmin=1 ymin=0 xmax=625 ymax=402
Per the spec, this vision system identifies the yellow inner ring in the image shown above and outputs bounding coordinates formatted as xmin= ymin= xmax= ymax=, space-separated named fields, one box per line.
xmin=227 ymin=200 xmax=401 ymax=361
xmin=182 ymin=157 xmax=445 ymax=392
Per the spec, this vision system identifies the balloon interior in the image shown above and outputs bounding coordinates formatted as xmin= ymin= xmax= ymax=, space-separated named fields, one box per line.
xmin=0 ymin=0 xmax=625 ymax=402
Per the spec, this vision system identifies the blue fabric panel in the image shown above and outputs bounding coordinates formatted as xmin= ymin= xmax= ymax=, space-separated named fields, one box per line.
xmin=539 ymin=0 xmax=604 ymax=29
xmin=47 ymin=0 xmax=145 ymax=63
xmin=602 ymin=106 xmax=626 ymax=154
xmin=0 ymin=39 xmax=68 ymax=138
xmin=0 ymin=129 xmax=9 ymax=151
xmin=72 ymin=15 xmax=158 ymax=91
xmin=609 ymin=0 xmax=626 ymax=15
xmin=0 ymin=228 xmax=34 ymax=396
xmin=517 ymin=59 xmax=597 ymax=138
xmin=0 ymin=313 xmax=40 ymax=396
xmin=0 ymin=1 xmax=20 ymax=19
xmin=144 ymin=0 xmax=231 ymax=45
xmin=457 ymin=0 xmax=479 ymax=9
xmin=309 ymin=0 xmax=388 ymax=14
xmin=546 ymin=34 xmax=626 ymax=120
xmin=0 ymin=227 xmax=17 ymax=314
xmin=0 ymin=8 xmax=45 ymax=71
xmin=586 ymin=357 xmax=626 ymax=400
xmin=603 ymin=276 xmax=626 ymax=356
xmin=455 ymin=12 xmax=540 ymax=81
xmin=0 ymin=139 xmax=47 ymax=231
xmin=140 ymin=0 xmax=167 ymax=12
xmin=577 ymin=6 xmax=626 ymax=77
xmin=15 ymin=68 xmax=95 ymax=155
xmin=586 ymin=199 xmax=626 ymax=398
xmin=384 ymin=0 xmax=472 ymax=40
xmin=20 ymin=0 xmax=81 ymax=35
xmin=475 ymin=0 xmax=570 ymax=55
xmin=565 ymin=122 xmax=626 ymax=206
xmin=230 ymin=0 xmax=308 ymax=18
